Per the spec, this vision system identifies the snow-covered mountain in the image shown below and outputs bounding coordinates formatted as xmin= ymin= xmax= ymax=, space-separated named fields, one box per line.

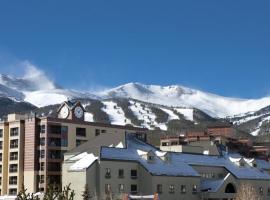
xmin=0 ymin=73 xmax=99 ymax=107
xmin=1 ymin=67 xmax=270 ymax=135
xmin=99 ymin=82 xmax=270 ymax=118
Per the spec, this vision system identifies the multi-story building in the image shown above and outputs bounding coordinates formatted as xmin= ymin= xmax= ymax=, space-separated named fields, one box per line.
xmin=0 ymin=101 xmax=147 ymax=195
xmin=63 ymin=134 xmax=270 ymax=200
xmin=0 ymin=114 xmax=25 ymax=195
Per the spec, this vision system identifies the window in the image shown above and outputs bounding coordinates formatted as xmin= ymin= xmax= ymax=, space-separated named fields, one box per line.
xmin=76 ymin=128 xmax=86 ymax=137
xmin=10 ymin=139 xmax=18 ymax=148
xmin=38 ymin=175 xmax=44 ymax=183
xmin=9 ymin=164 xmax=18 ymax=173
xmin=169 ymin=185 xmax=174 ymax=193
xmin=39 ymin=163 xmax=45 ymax=171
xmin=61 ymin=138 xmax=68 ymax=147
xmin=0 ymin=141 xmax=2 ymax=150
xmin=0 ymin=129 xmax=3 ymax=138
xmin=48 ymin=150 xmax=61 ymax=159
xmin=40 ymin=138 xmax=45 ymax=146
xmin=49 ymin=125 xmax=68 ymax=134
xmin=130 ymin=184 xmax=137 ymax=194
xmin=118 ymin=169 xmax=124 ymax=178
xmin=0 ymin=153 xmax=2 ymax=161
xmin=0 ymin=177 xmax=2 ymax=185
xmin=61 ymin=126 xmax=68 ymax=147
xmin=9 ymin=188 xmax=17 ymax=195
xmin=10 ymin=128 xmax=19 ymax=136
xmin=9 ymin=176 xmax=17 ymax=185
xmin=192 ymin=185 xmax=197 ymax=193
xmin=41 ymin=125 xmax=46 ymax=134
xmin=105 ymin=168 xmax=111 ymax=179
xmin=259 ymin=187 xmax=263 ymax=195
xmin=10 ymin=152 xmax=18 ymax=161
xmin=157 ymin=184 xmax=162 ymax=194
xmin=268 ymin=188 xmax=270 ymax=196
xmin=162 ymin=142 xmax=169 ymax=146
xmin=119 ymin=184 xmax=124 ymax=193
xmin=40 ymin=150 xmax=45 ymax=158
xmin=105 ymin=184 xmax=111 ymax=194
xmin=181 ymin=185 xmax=186 ymax=194
xmin=101 ymin=130 xmax=106 ymax=133
xmin=148 ymin=155 xmax=154 ymax=161
xmin=95 ymin=129 xmax=100 ymax=136
xmin=131 ymin=169 xmax=137 ymax=179
xmin=0 ymin=165 xmax=2 ymax=173
xmin=171 ymin=141 xmax=178 ymax=146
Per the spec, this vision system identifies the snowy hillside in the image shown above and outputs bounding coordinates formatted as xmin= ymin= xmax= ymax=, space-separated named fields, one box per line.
xmin=0 ymin=66 xmax=99 ymax=107
xmin=99 ymin=83 xmax=270 ymax=118
xmin=229 ymin=106 xmax=270 ymax=136
xmin=83 ymin=98 xmax=200 ymax=131
xmin=1 ymin=65 xmax=270 ymax=135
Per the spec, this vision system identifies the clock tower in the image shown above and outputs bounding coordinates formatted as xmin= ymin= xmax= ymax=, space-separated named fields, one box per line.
xmin=57 ymin=100 xmax=85 ymax=121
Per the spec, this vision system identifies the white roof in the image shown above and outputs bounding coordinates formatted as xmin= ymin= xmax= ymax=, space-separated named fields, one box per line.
xmin=69 ymin=153 xmax=98 ymax=171
xmin=101 ymin=136 xmax=270 ymax=180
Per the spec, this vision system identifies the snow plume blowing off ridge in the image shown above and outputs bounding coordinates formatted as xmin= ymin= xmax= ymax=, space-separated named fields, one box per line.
xmin=21 ymin=61 xmax=56 ymax=91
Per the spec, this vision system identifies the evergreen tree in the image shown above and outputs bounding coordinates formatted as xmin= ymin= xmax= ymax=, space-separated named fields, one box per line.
xmin=43 ymin=184 xmax=60 ymax=200
xmin=82 ymin=184 xmax=91 ymax=200
xmin=59 ymin=183 xmax=75 ymax=200
xmin=17 ymin=184 xmax=40 ymax=200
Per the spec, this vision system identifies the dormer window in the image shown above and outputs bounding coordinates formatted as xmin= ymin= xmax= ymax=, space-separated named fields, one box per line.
xmin=148 ymin=155 xmax=154 ymax=161
xmin=239 ymin=162 xmax=245 ymax=167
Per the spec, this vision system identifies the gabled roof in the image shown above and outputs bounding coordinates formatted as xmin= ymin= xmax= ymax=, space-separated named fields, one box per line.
xmin=101 ymin=136 xmax=270 ymax=180
xmin=201 ymin=173 xmax=231 ymax=192
xmin=101 ymin=136 xmax=200 ymax=177
xmin=57 ymin=100 xmax=86 ymax=113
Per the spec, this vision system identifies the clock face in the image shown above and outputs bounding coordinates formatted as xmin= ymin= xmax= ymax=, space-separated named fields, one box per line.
xmin=74 ymin=106 xmax=84 ymax=119
xmin=60 ymin=106 xmax=69 ymax=119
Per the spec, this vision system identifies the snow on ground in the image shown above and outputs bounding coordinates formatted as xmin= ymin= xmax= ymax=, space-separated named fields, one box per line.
xmin=24 ymin=89 xmax=98 ymax=107
xmin=100 ymin=82 xmax=270 ymax=118
xmin=24 ymin=90 xmax=68 ymax=107
xmin=232 ymin=114 xmax=264 ymax=125
xmin=160 ymin=108 xmax=179 ymax=121
xmin=129 ymin=100 xmax=167 ymax=130
xmin=85 ymin=112 xmax=94 ymax=122
xmin=102 ymin=101 xmax=131 ymax=125
xmin=175 ymin=108 xmax=194 ymax=121
xmin=249 ymin=116 xmax=270 ymax=136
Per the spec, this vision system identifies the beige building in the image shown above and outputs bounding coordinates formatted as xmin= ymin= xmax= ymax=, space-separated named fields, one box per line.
xmin=0 ymin=114 xmax=25 ymax=195
xmin=0 ymin=101 xmax=147 ymax=196
xmin=63 ymin=134 xmax=270 ymax=200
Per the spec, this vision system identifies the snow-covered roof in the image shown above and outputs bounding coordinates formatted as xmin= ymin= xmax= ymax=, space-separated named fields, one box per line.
xmin=256 ymin=159 xmax=270 ymax=170
xmin=172 ymin=153 xmax=270 ymax=180
xmin=101 ymin=136 xmax=270 ymax=180
xmin=69 ymin=153 xmax=98 ymax=171
xmin=101 ymin=136 xmax=200 ymax=177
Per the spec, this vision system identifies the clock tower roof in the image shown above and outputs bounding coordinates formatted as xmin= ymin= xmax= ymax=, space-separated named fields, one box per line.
xmin=57 ymin=100 xmax=85 ymax=113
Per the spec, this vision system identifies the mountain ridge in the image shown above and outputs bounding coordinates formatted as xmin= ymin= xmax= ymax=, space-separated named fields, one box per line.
xmin=0 ymin=70 xmax=270 ymax=136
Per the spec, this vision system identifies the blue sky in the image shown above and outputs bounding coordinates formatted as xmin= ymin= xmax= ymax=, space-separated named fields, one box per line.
xmin=0 ymin=1 xmax=269 ymax=98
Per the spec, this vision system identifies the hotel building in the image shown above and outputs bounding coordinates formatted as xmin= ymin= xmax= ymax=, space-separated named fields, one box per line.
xmin=0 ymin=101 xmax=147 ymax=195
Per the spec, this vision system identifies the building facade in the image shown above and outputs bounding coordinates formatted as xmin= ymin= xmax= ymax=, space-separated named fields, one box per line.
xmin=63 ymin=134 xmax=270 ymax=200
xmin=0 ymin=101 xmax=147 ymax=196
